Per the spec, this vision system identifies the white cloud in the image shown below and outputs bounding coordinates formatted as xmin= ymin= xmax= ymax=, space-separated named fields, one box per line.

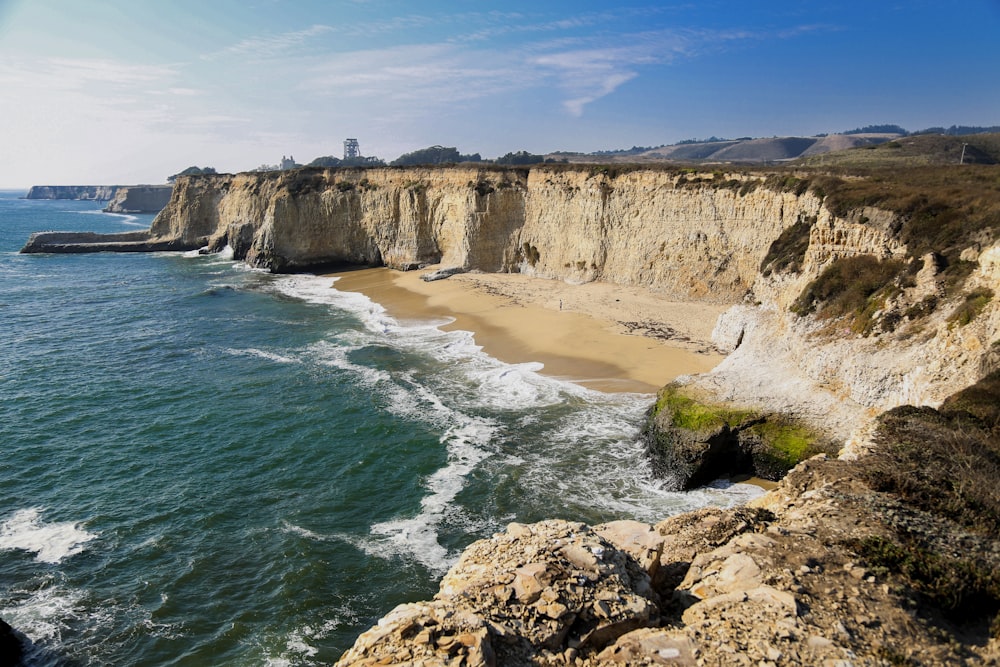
xmin=206 ymin=24 xmax=333 ymax=60
xmin=2 ymin=57 xmax=179 ymax=92
xmin=301 ymin=43 xmax=534 ymax=107
xmin=563 ymin=72 xmax=638 ymax=117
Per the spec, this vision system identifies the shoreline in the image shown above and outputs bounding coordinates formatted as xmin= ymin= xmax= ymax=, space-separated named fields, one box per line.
xmin=328 ymin=266 xmax=729 ymax=394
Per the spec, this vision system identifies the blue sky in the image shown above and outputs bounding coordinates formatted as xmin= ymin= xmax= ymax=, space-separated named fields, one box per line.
xmin=0 ymin=0 xmax=998 ymax=186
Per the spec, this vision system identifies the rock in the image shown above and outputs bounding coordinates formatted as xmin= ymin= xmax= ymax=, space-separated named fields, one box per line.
xmin=593 ymin=520 xmax=664 ymax=592
xmin=0 ymin=618 xmax=23 ymax=665
xmin=103 ymin=185 xmax=173 ymax=213
xmin=339 ymin=520 xmax=657 ymax=666
xmin=512 ymin=563 xmax=549 ymax=603
xmin=597 ymin=628 xmax=697 ymax=665
xmin=420 ymin=266 xmax=465 ymax=281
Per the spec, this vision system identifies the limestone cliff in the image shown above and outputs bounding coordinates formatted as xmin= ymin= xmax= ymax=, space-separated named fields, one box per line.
xmin=143 ymin=167 xmax=999 ymax=448
xmin=24 ymin=165 xmax=1000 ymax=447
xmin=24 ymin=185 xmax=120 ymax=200
xmin=103 ymin=185 xmax=173 ymax=213
xmin=148 ymin=168 xmax=821 ymax=304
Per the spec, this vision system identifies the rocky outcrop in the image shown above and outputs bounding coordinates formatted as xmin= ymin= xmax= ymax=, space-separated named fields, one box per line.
xmin=20 ymin=230 xmax=188 ymax=254
xmin=336 ymin=520 xmax=659 ymax=666
xmin=337 ymin=455 xmax=1000 ymax=665
xmin=0 ymin=618 xmax=23 ymax=665
xmin=24 ymin=185 xmax=120 ymax=200
xmin=641 ymin=384 xmax=838 ymax=490
xmin=103 ymin=185 xmax=173 ymax=213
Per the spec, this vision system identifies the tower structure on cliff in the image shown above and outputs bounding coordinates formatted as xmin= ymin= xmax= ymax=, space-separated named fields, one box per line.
xmin=344 ymin=139 xmax=361 ymax=160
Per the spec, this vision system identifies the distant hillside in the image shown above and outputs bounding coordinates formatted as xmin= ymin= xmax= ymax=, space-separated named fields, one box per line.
xmin=548 ymin=133 xmax=899 ymax=165
xmin=794 ymin=132 xmax=1000 ymax=167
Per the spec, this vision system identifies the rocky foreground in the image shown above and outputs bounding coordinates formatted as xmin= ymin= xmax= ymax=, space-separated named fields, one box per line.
xmin=337 ymin=441 xmax=1000 ymax=666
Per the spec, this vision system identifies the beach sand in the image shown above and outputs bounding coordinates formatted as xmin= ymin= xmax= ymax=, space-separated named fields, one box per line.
xmin=330 ymin=267 xmax=730 ymax=394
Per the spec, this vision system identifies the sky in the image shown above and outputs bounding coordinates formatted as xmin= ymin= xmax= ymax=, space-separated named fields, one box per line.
xmin=0 ymin=0 xmax=998 ymax=186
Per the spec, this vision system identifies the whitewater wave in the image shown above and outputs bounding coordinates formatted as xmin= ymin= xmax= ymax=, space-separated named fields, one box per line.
xmin=260 ymin=272 xmax=763 ymax=568
xmin=224 ymin=347 xmax=301 ymax=364
xmin=0 ymin=508 xmax=96 ymax=564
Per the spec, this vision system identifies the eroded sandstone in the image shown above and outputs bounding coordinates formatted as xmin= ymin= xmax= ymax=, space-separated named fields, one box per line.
xmin=337 ymin=455 xmax=1000 ymax=665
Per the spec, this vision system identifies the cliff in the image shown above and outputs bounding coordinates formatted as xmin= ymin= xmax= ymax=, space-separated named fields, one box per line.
xmin=145 ymin=167 xmax=998 ymax=441
xmin=146 ymin=167 xmax=814 ymax=303
xmin=19 ymin=164 xmax=1000 ymax=662
xmin=24 ymin=185 xmax=120 ymax=201
xmin=24 ymin=166 xmax=1000 ymax=446
xmin=102 ymin=185 xmax=173 ymax=213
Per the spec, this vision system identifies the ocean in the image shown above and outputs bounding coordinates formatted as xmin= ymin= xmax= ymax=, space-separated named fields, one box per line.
xmin=0 ymin=191 xmax=760 ymax=665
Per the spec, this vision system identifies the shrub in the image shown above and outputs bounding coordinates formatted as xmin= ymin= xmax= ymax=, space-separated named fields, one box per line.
xmin=764 ymin=174 xmax=810 ymax=195
xmin=947 ymin=287 xmax=994 ymax=327
xmin=861 ymin=405 xmax=1000 ymax=535
xmin=939 ymin=369 xmax=1000 ymax=431
xmin=791 ymin=256 xmax=904 ymax=326
xmin=905 ymin=295 xmax=938 ymax=319
xmin=760 ymin=219 xmax=813 ymax=276
xmin=473 ymin=180 xmax=495 ymax=197
xmin=853 ymin=535 xmax=1000 ymax=626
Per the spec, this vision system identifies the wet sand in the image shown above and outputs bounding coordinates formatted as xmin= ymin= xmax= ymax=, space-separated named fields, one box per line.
xmin=329 ymin=267 xmax=730 ymax=394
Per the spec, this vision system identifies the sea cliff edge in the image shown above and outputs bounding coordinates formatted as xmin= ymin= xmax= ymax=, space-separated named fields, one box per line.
xmin=19 ymin=164 xmax=1000 ymax=663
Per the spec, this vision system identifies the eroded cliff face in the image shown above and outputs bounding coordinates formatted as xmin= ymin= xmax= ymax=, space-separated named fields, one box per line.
xmin=151 ymin=168 xmax=530 ymax=273
xmin=24 ymin=185 xmax=120 ymax=201
xmin=151 ymin=168 xmax=826 ymax=303
xmin=103 ymin=185 xmax=173 ymax=213
xmin=701 ymin=218 xmax=999 ymax=444
xmin=148 ymin=166 xmax=1000 ymax=444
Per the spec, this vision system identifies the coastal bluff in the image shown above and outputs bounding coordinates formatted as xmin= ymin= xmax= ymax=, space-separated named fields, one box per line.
xmin=25 ymin=184 xmax=120 ymax=200
xmin=23 ymin=165 xmax=998 ymax=441
xmin=19 ymin=165 xmax=1000 ymax=662
xmin=102 ymin=184 xmax=173 ymax=213
xmin=24 ymin=183 xmax=173 ymax=212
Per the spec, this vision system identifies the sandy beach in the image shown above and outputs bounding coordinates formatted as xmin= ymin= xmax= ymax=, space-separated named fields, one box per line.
xmin=329 ymin=267 xmax=729 ymax=394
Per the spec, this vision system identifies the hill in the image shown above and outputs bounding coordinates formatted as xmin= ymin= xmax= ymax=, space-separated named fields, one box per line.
xmin=547 ymin=129 xmax=1000 ymax=167
xmin=795 ymin=132 xmax=1000 ymax=167
xmin=548 ymin=133 xmax=900 ymax=165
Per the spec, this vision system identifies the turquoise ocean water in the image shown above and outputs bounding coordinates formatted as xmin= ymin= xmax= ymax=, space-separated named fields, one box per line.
xmin=0 ymin=191 xmax=760 ymax=665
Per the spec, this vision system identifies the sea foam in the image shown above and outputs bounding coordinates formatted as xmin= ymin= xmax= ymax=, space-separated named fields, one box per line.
xmin=0 ymin=508 xmax=96 ymax=564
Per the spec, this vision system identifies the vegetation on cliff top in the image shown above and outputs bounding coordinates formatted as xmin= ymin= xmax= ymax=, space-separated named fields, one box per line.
xmin=757 ymin=157 xmax=1000 ymax=335
xmin=168 ymin=165 xmax=217 ymax=182
xmin=847 ymin=373 xmax=1000 ymax=638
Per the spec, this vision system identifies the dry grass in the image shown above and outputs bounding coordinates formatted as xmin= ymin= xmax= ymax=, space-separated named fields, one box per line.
xmin=862 ymin=405 xmax=1000 ymax=536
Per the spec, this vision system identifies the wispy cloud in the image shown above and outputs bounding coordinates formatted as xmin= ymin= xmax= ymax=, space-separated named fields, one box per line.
xmin=19 ymin=57 xmax=179 ymax=90
xmin=206 ymin=24 xmax=333 ymax=60
xmin=293 ymin=18 xmax=825 ymax=120
xmin=301 ymin=43 xmax=534 ymax=106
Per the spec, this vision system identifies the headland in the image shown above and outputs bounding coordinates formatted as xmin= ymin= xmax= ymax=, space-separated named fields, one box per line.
xmin=18 ymin=161 xmax=1000 ymax=663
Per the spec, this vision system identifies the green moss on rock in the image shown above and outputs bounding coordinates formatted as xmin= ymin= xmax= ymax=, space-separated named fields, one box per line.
xmin=644 ymin=384 xmax=835 ymax=489
xmin=652 ymin=384 xmax=754 ymax=432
